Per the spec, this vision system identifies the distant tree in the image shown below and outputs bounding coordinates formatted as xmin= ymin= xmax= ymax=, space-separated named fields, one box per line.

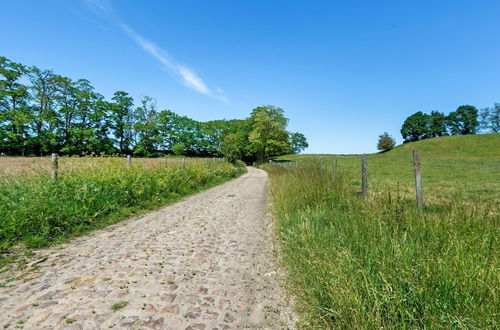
xmin=479 ymin=103 xmax=500 ymax=133
xmin=289 ymin=132 xmax=308 ymax=154
xmin=479 ymin=107 xmax=490 ymax=132
xmin=490 ymin=103 xmax=500 ymax=133
xmin=447 ymin=105 xmax=479 ymax=135
xmin=427 ymin=111 xmax=447 ymax=138
xmin=171 ymin=143 xmax=184 ymax=156
xmin=110 ymin=91 xmax=134 ymax=154
xmin=400 ymin=111 xmax=429 ymax=142
xmin=29 ymin=66 xmax=59 ymax=155
xmin=0 ymin=56 xmax=32 ymax=155
xmin=0 ymin=56 xmax=309 ymax=159
xmin=221 ymin=133 xmax=240 ymax=162
xmin=377 ymin=132 xmax=396 ymax=151
xmin=248 ymin=105 xmax=291 ymax=163
xmin=133 ymin=96 xmax=161 ymax=156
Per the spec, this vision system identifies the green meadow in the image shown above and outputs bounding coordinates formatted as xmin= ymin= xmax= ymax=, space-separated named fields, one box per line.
xmin=0 ymin=158 xmax=245 ymax=252
xmin=264 ymin=133 xmax=499 ymax=328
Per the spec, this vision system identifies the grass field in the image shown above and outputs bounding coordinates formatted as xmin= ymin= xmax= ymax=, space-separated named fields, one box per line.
xmin=264 ymin=133 xmax=499 ymax=328
xmin=278 ymin=133 xmax=500 ymax=206
xmin=0 ymin=157 xmax=244 ymax=253
xmin=0 ymin=155 xmax=221 ymax=177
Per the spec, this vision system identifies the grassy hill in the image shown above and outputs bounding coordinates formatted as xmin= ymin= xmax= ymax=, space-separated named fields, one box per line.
xmin=265 ymin=133 xmax=499 ymax=328
xmin=278 ymin=133 xmax=500 ymax=206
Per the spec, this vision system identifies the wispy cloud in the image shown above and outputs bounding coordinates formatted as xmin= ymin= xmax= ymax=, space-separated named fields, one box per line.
xmin=82 ymin=0 xmax=228 ymax=102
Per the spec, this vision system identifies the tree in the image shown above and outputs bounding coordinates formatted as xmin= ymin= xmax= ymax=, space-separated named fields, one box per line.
xmin=427 ymin=111 xmax=447 ymax=138
xmin=0 ymin=56 xmax=309 ymax=159
xmin=29 ymin=66 xmax=59 ymax=154
xmin=0 ymin=57 xmax=32 ymax=155
xmin=110 ymin=91 xmax=134 ymax=154
xmin=289 ymin=132 xmax=308 ymax=154
xmin=490 ymin=103 xmax=500 ymax=133
xmin=221 ymin=133 xmax=240 ymax=162
xmin=377 ymin=132 xmax=396 ymax=151
xmin=133 ymin=96 xmax=161 ymax=156
xmin=447 ymin=105 xmax=479 ymax=135
xmin=480 ymin=104 xmax=500 ymax=133
xmin=400 ymin=111 xmax=429 ymax=142
xmin=248 ymin=105 xmax=291 ymax=163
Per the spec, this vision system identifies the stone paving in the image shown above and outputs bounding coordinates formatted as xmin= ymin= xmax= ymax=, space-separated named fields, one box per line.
xmin=0 ymin=167 xmax=295 ymax=329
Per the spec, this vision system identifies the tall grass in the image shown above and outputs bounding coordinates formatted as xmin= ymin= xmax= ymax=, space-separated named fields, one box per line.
xmin=264 ymin=163 xmax=498 ymax=328
xmin=0 ymin=159 xmax=244 ymax=251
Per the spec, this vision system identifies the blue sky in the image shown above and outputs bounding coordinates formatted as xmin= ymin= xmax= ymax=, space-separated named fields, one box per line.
xmin=2 ymin=0 xmax=500 ymax=153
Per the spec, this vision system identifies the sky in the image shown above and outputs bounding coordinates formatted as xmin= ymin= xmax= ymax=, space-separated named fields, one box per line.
xmin=2 ymin=0 xmax=500 ymax=154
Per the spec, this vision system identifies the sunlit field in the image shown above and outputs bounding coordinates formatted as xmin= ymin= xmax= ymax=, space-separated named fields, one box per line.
xmin=0 ymin=157 xmax=243 ymax=252
xmin=264 ymin=133 xmax=499 ymax=328
xmin=278 ymin=133 xmax=500 ymax=207
xmin=0 ymin=156 xmax=223 ymax=177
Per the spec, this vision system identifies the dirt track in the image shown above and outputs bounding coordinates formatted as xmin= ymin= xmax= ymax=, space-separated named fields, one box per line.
xmin=0 ymin=167 xmax=295 ymax=329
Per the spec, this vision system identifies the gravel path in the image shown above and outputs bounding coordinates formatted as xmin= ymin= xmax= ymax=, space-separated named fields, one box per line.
xmin=0 ymin=167 xmax=295 ymax=329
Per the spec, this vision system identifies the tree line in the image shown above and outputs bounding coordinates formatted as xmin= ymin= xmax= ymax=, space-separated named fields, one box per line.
xmin=0 ymin=56 xmax=308 ymax=162
xmin=401 ymin=104 xmax=500 ymax=143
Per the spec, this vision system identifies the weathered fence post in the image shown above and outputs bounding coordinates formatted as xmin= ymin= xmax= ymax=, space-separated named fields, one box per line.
xmin=127 ymin=155 xmax=131 ymax=166
xmin=164 ymin=156 xmax=168 ymax=167
xmin=361 ymin=154 xmax=368 ymax=197
xmin=51 ymin=153 xmax=58 ymax=180
xmin=413 ymin=150 xmax=424 ymax=213
xmin=319 ymin=158 xmax=324 ymax=173
xmin=333 ymin=158 xmax=338 ymax=180
xmin=205 ymin=158 xmax=208 ymax=165
xmin=183 ymin=157 xmax=186 ymax=167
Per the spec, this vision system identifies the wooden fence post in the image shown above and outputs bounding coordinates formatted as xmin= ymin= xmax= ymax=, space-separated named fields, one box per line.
xmin=183 ymin=157 xmax=186 ymax=167
xmin=51 ymin=153 xmax=58 ymax=180
xmin=205 ymin=158 xmax=208 ymax=165
xmin=127 ymin=155 xmax=131 ymax=166
xmin=319 ymin=158 xmax=323 ymax=173
xmin=333 ymin=158 xmax=338 ymax=180
xmin=413 ymin=150 xmax=424 ymax=213
xmin=361 ymin=154 xmax=368 ymax=197
xmin=164 ymin=156 xmax=168 ymax=167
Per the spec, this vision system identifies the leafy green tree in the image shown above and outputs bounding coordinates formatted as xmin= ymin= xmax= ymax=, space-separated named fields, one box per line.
xmin=110 ymin=91 xmax=134 ymax=154
xmin=133 ymin=96 xmax=161 ymax=156
xmin=29 ymin=66 xmax=60 ymax=154
xmin=248 ymin=105 xmax=291 ymax=163
xmin=400 ymin=111 xmax=429 ymax=142
xmin=172 ymin=143 xmax=184 ymax=156
xmin=377 ymin=132 xmax=396 ymax=151
xmin=289 ymin=132 xmax=308 ymax=154
xmin=0 ymin=56 xmax=309 ymax=159
xmin=447 ymin=105 xmax=479 ymax=135
xmin=490 ymin=103 xmax=500 ymax=133
xmin=221 ymin=133 xmax=240 ymax=162
xmin=0 ymin=57 xmax=32 ymax=155
xmin=480 ymin=104 xmax=500 ymax=133
xmin=427 ymin=111 xmax=447 ymax=138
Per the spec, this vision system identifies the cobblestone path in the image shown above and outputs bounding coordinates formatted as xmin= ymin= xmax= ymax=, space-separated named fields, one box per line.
xmin=0 ymin=167 xmax=295 ymax=329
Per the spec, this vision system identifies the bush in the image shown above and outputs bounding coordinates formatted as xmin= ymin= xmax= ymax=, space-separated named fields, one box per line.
xmin=377 ymin=132 xmax=396 ymax=151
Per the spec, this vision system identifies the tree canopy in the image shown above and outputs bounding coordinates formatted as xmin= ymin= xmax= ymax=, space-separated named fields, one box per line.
xmin=0 ymin=56 xmax=307 ymax=162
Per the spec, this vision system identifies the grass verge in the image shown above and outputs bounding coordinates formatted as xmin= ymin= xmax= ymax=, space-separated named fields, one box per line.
xmin=263 ymin=163 xmax=498 ymax=328
xmin=0 ymin=159 xmax=245 ymax=253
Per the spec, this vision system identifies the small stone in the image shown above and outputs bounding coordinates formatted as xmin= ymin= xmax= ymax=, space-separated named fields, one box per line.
xmin=203 ymin=311 xmax=219 ymax=320
xmin=161 ymin=293 xmax=176 ymax=303
xmin=159 ymin=305 xmax=179 ymax=315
